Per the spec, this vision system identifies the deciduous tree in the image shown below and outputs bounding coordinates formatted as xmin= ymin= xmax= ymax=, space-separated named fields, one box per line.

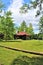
xmin=19 ymin=20 xmax=27 ymax=32
xmin=39 ymin=16 xmax=43 ymax=39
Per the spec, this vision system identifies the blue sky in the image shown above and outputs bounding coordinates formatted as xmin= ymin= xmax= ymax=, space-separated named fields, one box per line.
xmin=1 ymin=0 xmax=40 ymax=34
xmin=24 ymin=0 xmax=30 ymax=3
xmin=2 ymin=0 xmax=31 ymax=9
xmin=2 ymin=0 xmax=12 ymax=10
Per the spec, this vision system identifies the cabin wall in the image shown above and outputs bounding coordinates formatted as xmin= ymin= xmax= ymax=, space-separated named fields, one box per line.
xmin=0 ymin=33 xmax=4 ymax=39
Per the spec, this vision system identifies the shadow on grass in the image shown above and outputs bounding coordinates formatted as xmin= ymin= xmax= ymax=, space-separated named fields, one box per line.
xmin=11 ymin=56 xmax=43 ymax=65
xmin=0 ymin=40 xmax=22 ymax=42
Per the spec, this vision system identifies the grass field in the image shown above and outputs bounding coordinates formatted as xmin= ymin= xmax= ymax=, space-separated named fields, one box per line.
xmin=0 ymin=40 xmax=43 ymax=65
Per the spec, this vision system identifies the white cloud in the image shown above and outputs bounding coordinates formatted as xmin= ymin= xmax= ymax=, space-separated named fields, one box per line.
xmin=7 ymin=0 xmax=41 ymax=33
xmin=31 ymin=0 xmax=35 ymax=2
xmin=0 ymin=10 xmax=4 ymax=16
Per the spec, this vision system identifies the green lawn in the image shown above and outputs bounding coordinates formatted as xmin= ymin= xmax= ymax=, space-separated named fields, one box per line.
xmin=0 ymin=40 xmax=43 ymax=65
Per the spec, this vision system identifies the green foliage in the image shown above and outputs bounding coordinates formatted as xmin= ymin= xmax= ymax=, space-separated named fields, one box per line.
xmin=0 ymin=0 xmax=4 ymax=33
xmin=20 ymin=0 xmax=43 ymax=16
xmin=31 ymin=1 xmax=38 ymax=8
xmin=0 ymin=0 xmax=4 ymax=8
xmin=11 ymin=56 xmax=43 ymax=65
xmin=18 ymin=21 xmax=34 ymax=35
xmin=20 ymin=4 xmax=30 ymax=13
xmin=0 ymin=0 xmax=4 ymax=12
xmin=19 ymin=20 xmax=27 ymax=32
xmin=27 ymin=23 xmax=34 ymax=35
xmin=0 ymin=11 xmax=14 ymax=40
xmin=39 ymin=16 xmax=43 ymax=39
xmin=31 ymin=0 xmax=43 ymax=16
xmin=4 ymin=11 xmax=14 ymax=40
xmin=39 ymin=16 xmax=43 ymax=31
xmin=38 ymin=33 xmax=43 ymax=40
xmin=0 ymin=16 xmax=5 ymax=33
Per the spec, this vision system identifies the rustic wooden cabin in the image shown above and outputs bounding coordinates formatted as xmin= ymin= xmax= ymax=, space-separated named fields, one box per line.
xmin=14 ymin=32 xmax=30 ymax=40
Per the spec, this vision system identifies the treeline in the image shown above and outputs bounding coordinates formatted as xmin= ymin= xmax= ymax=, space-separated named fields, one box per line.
xmin=0 ymin=11 xmax=43 ymax=40
xmin=30 ymin=33 xmax=43 ymax=40
xmin=0 ymin=13 xmax=34 ymax=40
xmin=0 ymin=0 xmax=43 ymax=40
xmin=0 ymin=32 xmax=43 ymax=40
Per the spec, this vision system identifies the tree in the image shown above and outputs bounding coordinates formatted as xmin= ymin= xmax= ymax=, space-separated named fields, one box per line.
xmin=1 ymin=11 xmax=14 ymax=40
xmin=5 ymin=11 xmax=14 ymax=40
xmin=0 ymin=1 xmax=15 ymax=40
xmin=31 ymin=0 xmax=43 ymax=16
xmin=0 ymin=0 xmax=4 ymax=13
xmin=0 ymin=0 xmax=5 ymax=34
xmin=20 ymin=0 xmax=43 ymax=16
xmin=27 ymin=23 xmax=34 ymax=35
xmin=39 ymin=16 xmax=43 ymax=33
xmin=39 ymin=16 xmax=43 ymax=39
xmin=0 ymin=16 xmax=5 ymax=33
xmin=0 ymin=16 xmax=5 ymax=40
xmin=19 ymin=20 xmax=27 ymax=32
xmin=20 ymin=4 xmax=30 ymax=14
xmin=18 ymin=21 xmax=34 ymax=35
xmin=0 ymin=0 xmax=4 ymax=33
xmin=31 ymin=0 xmax=43 ymax=39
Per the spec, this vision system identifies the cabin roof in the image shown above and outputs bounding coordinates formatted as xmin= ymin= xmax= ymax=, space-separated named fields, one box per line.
xmin=16 ymin=32 xmax=30 ymax=36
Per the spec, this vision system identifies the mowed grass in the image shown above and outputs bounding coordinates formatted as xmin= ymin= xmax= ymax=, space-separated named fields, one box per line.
xmin=0 ymin=40 xmax=43 ymax=65
xmin=0 ymin=40 xmax=43 ymax=52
